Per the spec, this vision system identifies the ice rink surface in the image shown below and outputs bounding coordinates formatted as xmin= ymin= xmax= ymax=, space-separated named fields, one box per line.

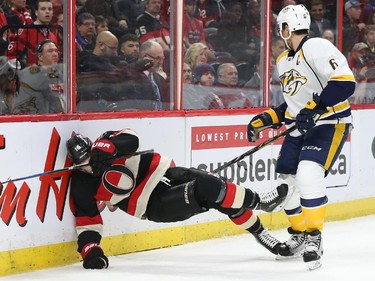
xmin=1 ymin=215 xmax=374 ymax=281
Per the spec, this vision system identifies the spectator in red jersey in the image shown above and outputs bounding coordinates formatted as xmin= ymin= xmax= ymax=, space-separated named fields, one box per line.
xmin=135 ymin=0 xmax=170 ymax=50
xmin=26 ymin=0 xmax=58 ymax=66
xmin=183 ymin=0 xmax=206 ymax=48
xmin=0 ymin=8 xmax=9 ymax=55
xmin=4 ymin=0 xmax=57 ymax=66
xmin=196 ymin=0 xmax=226 ymax=28
xmin=2 ymin=0 xmax=34 ymax=67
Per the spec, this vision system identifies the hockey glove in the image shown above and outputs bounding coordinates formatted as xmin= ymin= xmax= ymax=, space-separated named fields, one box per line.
xmin=89 ymin=139 xmax=117 ymax=176
xmin=81 ymin=243 xmax=109 ymax=269
xmin=247 ymin=108 xmax=283 ymax=142
xmin=295 ymin=94 xmax=328 ymax=134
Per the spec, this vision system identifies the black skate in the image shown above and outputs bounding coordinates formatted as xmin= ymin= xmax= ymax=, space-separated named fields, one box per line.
xmin=252 ymin=229 xmax=281 ymax=255
xmin=257 ymin=184 xmax=288 ymax=212
xmin=276 ymin=227 xmax=306 ymax=260
xmin=303 ymin=230 xmax=323 ymax=270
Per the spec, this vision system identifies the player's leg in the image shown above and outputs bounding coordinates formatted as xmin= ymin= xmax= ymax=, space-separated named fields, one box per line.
xmin=148 ymin=167 xmax=285 ymax=254
xmin=276 ymin=174 xmax=307 ymax=259
xmin=275 ymin=134 xmax=307 ymax=258
xmin=166 ymin=166 xmax=289 ymax=212
xmin=298 ymin=123 xmax=351 ymax=270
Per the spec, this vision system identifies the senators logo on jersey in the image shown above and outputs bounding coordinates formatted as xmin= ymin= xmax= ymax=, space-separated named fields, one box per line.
xmin=102 ymin=164 xmax=135 ymax=197
xmin=279 ymin=69 xmax=307 ymax=96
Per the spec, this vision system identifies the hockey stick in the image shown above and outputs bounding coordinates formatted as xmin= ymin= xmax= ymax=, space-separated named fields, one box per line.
xmin=0 ymin=149 xmax=154 ymax=185
xmin=212 ymin=126 xmax=296 ymax=173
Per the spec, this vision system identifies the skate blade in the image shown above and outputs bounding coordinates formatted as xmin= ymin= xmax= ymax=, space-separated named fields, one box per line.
xmin=307 ymin=259 xmax=322 ymax=271
xmin=275 ymin=253 xmax=302 ymax=261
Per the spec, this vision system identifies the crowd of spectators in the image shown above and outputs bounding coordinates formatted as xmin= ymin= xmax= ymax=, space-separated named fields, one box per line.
xmin=0 ymin=0 xmax=374 ymax=115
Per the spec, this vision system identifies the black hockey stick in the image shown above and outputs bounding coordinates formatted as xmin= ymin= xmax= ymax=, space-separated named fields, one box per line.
xmin=212 ymin=126 xmax=296 ymax=173
xmin=0 ymin=149 xmax=154 ymax=185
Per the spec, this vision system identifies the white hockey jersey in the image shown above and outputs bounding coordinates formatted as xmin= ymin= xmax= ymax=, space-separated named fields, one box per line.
xmin=277 ymin=37 xmax=355 ymax=127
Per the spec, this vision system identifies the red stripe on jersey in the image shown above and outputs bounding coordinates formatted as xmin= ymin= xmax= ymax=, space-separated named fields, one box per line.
xmin=76 ymin=214 xmax=103 ymax=227
xmin=230 ymin=209 xmax=253 ymax=225
xmin=221 ymin=182 xmax=236 ymax=208
xmin=126 ymin=153 xmax=162 ymax=215
xmin=139 ymin=28 xmax=170 ymax=43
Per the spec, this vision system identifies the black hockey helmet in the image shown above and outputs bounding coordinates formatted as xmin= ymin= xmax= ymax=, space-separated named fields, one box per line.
xmin=66 ymin=134 xmax=93 ymax=164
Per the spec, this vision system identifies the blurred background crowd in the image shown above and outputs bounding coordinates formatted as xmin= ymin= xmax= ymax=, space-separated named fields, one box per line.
xmin=0 ymin=0 xmax=373 ymax=114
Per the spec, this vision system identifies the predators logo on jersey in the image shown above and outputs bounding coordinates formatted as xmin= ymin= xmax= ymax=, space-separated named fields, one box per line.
xmin=279 ymin=69 xmax=307 ymax=96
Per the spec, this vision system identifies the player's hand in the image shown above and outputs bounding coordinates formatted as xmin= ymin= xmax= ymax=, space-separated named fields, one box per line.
xmin=248 ymin=109 xmax=282 ymax=142
xmin=81 ymin=243 xmax=109 ymax=269
xmin=295 ymin=94 xmax=327 ymax=134
xmin=89 ymin=139 xmax=117 ymax=176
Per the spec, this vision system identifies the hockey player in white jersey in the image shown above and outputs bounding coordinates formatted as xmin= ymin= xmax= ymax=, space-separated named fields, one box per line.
xmin=247 ymin=4 xmax=355 ymax=270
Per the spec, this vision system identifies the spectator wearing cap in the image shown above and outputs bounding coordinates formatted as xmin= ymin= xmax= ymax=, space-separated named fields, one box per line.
xmin=183 ymin=63 xmax=223 ymax=110
xmin=348 ymin=42 xmax=370 ymax=81
xmin=343 ymin=0 xmax=365 ymax=58
xmin=193 ymin=63 xmax=215 ymax=86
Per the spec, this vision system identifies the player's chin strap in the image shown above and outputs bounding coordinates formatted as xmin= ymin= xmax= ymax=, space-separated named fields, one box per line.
xmin=0 ymin=149 xmax=154 ymax=185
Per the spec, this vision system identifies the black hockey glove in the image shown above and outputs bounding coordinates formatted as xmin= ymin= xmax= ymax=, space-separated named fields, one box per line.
xmin=89 ymin=139 xmax=117 ymax=176
xmin=295 ymin=94 xmax=328 ymax=134
xmin=248 ymin=108 xmax=283 ymax=142
xmin=81 ymin=242 xmax=109 ymax=269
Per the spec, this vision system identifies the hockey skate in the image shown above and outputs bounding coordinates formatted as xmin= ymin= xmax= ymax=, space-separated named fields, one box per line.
xmin=303 ymin=230 xmax=323 ymax=270
xmin=252 ymin=229 xmax=281 ymax=255
xmin=256 ymin=184 xmax=289 ymax=212
xmin=276 ymin=227 xmax=306 ymax=260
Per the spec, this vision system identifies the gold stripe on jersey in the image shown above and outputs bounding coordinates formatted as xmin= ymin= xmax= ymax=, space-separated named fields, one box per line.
xmin=323 ymin=100 xmax=350 ymax=118
xmin=324 ymin=123 xmax=347 ymax=170
xmin=276 ymin=51 xmax=288 ymax=63
xmin=284 ymin=100 xmax=350 ymax=119
xmin=330 ymin=74 xmax=356 ymax=82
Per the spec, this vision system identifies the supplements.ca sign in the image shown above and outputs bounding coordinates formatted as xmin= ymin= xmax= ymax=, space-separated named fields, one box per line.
xmin=190 ymin=125 xmax=350 ymax=191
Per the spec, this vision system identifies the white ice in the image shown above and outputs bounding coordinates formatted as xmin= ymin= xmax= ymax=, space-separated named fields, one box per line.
xmin=1 ymin=215 xmax=374 ymax=281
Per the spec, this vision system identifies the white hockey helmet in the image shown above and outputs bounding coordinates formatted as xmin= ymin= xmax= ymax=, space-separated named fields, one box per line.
xmin=277 ymin=4 xmax=311 ymax=36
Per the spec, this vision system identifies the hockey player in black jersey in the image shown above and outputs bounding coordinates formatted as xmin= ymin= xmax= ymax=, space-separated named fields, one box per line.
xmin=66 ymin=128 xmax=289 ymax=269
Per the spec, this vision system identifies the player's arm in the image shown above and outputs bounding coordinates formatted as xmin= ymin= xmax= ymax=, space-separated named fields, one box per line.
xmin=70 ymin=174 xmax=109 ymax=269
xmin=319 ymin=80 xmax=356 ymax=106
xmin=247 ymin=102 xmax=287 ymax=142
xmin=89 ymin=129 xmax=140 ymax=176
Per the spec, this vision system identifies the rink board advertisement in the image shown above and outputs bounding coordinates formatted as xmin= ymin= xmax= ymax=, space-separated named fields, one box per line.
xmin=0 ymin=109 xmax=374 ymax=275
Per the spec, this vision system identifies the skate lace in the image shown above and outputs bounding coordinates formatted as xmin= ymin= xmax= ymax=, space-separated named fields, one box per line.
xmin=260 ymin=189 xmax=278 ymax=204
xmin=305 ymin=234 xmax=321 ymax=252
xmin=259 ymin=230 xmax=280 ymax=248
xmin=287 ymin=233 xmax=305 ymax=249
